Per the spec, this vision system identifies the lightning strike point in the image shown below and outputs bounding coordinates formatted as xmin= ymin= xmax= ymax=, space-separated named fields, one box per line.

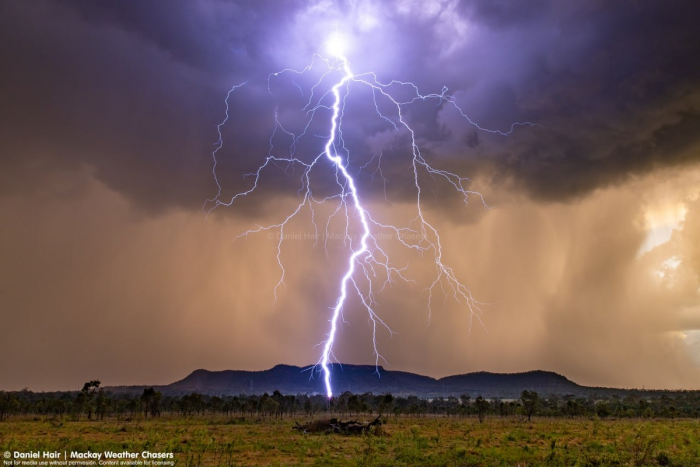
xmin=325 ymin=33 xmax=348 ymax=59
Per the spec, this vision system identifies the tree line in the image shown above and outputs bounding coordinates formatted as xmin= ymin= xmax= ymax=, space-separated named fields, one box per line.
xmin=1 ymin=382 xmax=699 ymax=421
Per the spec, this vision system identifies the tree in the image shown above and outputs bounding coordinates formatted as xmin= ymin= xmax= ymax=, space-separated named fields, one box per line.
xmin=180 ymin=393 xmax=203 ymax=417
xmin=348 ymin=394 xmax=361 ymax=415
xmin=75 ymin=380 xmax=101 ymax=420
xmin=140 ymin=388 xmax=162 ymax=418
xmin=475 ymin=395 xmax=489 ymax=423
xmin=595 ymin=402 xmax=610 ymax=419
xmin=271 ymin=390 xmax=285 ymax=418
xmin=303 ymin=397 xmax=313 ymax=417
xmin=0 ymin=392 xmax=18 ymax=421
xmin=261 ymin=397 xmax=279 ymax=418
xmin=378 ymin=394 xmax=394 ymax=415
xmin=95 ymin=388 xmax=110 ymax=420
xmin=520 ymin=390 xmax=540 ymax=422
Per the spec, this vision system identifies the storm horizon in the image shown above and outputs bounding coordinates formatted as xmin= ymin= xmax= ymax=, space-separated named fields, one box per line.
xmin=2 ymin=0 xmax=700 ymax=393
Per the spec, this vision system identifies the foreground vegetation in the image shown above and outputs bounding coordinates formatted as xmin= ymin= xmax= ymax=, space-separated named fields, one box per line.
xmin=2 ymin=384 xmax=699 ymax=465
xmin=2 ymin=382 xmax=700 ymax=421
xmin=1 ymin=415 xmax=698 ymax=466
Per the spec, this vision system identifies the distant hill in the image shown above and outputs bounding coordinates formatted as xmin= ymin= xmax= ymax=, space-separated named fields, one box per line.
xmin=108 ymin=364 xmax=595 ymax=398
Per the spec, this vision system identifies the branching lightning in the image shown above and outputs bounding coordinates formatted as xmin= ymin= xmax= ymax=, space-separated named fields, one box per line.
xmin=204 ymin=37 xmax=536 ymax=398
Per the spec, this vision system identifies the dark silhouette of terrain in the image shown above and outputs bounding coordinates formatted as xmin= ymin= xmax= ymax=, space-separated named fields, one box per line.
xmin=106 ymin=364 xmax=621 ymax=398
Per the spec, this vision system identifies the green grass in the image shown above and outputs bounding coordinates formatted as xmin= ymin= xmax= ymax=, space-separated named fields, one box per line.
xmin=1 ymin=416 xmax=698 ymax=466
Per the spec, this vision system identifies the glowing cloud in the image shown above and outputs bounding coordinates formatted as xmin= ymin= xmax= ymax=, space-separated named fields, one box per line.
xmin=324 ymin=32 xmax=349 ymax=58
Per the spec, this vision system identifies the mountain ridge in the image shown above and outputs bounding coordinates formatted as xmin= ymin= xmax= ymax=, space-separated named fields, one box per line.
xmin=107 ymin=364 xmax=600 ymax=398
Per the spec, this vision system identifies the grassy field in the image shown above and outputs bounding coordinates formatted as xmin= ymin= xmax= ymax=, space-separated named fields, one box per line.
xmin=1 ymin=416 xmax=698 ymax=466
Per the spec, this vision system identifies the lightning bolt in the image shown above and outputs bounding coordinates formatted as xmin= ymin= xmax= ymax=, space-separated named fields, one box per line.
xmin=205 ymin=39 xmax=536 ymax=398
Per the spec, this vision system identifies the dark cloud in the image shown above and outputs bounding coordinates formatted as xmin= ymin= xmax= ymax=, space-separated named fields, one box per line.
xmin=459 ymin=0 xmax=550 ymax=30
xmin=0 ymin=1 xmax=224 ymax=213
xmin=497 ymin=0 xmax=700 ymax=199
xmin=60 ymin=0 xmax=291 ymax=73
xmin=1 ymin=0 xmax=699 ymax=213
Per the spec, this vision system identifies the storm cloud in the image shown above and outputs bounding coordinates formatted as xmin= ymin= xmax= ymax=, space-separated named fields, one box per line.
xmin=2 ymin=0 xmax=699 ymax=210
xmin=1 ymin=0 xmax=700 ymax=390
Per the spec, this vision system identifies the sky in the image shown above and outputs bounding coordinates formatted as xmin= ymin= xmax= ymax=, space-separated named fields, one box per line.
xmin=1 ymin=0 xmax=700 ymax=392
